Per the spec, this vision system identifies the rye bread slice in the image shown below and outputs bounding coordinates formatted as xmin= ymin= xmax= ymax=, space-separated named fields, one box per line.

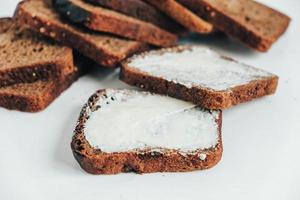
xmin=0 ymin=17 xmax=74 ymax=87
xmin=177 ymin=0 xmax=291 ymax=51
xmin=15 ymin=0 xmax=147 ymax=68
xmin=85 ymin=0 xmax=185 ymax=34
xmin=144 ymin=0 xmax=214 ymax=34
xmin=121 ymin=45 xmax=278 ymax=110
xmin=53 ymin=0 xmax=178 ymax=47
xmin=72 ymin=89 xmax=222 ymax=174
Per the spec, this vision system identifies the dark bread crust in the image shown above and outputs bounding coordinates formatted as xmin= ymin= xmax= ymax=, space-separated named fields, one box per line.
xmin=120 ymin=46 xmax=278 ymax=110
xmin=0 ymin=61 xmax=72 ymax=87
xmin=85 ymin=0 xmax=185 ymax=33
xmin=0 ymin=18 xmax=74 ymax=87
xmin=71 ymin=89 xmax=222 ymax=174
xmin=0 ymin=18 xmax=13 ymax=32
xmin=144 ymin=0 xmax=214 ymax=34
xmin=15 ymin=0 xmax=147 ymax=68
xmin=177 ymin=0 xmax=291 ymax=52
xmin=53 ymin=0 xmax=178 ymax=47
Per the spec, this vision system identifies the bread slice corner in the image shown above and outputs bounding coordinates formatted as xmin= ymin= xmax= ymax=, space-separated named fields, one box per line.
xmin=72 ymin=89 xmax=222 ymax=174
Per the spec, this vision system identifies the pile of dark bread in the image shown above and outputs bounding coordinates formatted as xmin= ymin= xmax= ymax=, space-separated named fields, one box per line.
xmin=0 ymin=0 xmax=290 ymax=112
xmin=0 ymin=0 xmax=290 ymax=174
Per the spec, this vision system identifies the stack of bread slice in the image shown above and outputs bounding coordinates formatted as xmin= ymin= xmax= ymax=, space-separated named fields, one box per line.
xmin=15 ymin=0 xmax=147 ymax=68
xmin=0 ymin=17 xmax=78 ymax=112
xmin=16 ymin=0 xmax=291 ymax=55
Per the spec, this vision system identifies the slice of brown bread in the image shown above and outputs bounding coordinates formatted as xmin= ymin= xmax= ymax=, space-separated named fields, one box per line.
xmin=85 ymin=0 xmax=185 ymax=34
xmin=177 ymin=0 xmax=291 ymax=51
xmin=0 ymin=73 xmax=75 ymax=112
xmin=53 ymin=0 xmax=178 ymax=47
xmin=0 ymin=65 xmax=78 ymax=112
xmin=121 ymin=45 xmax=278 ymax=110
xmin=144 ymin=0 xmax=214 ymax=34
xmin=15 ymin=0 xmax=147 ymax=68
xmin=72 ymin=89 xmax=222 ymax=174
xmin=0 ymin=17 xmax=74 ymax=87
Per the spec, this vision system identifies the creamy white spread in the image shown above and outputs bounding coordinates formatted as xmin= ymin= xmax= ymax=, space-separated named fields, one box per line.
xmin=127 ymin=46 xmax=274 ymax=91
xmin=84 ymin=90 xmax=220 ymax=153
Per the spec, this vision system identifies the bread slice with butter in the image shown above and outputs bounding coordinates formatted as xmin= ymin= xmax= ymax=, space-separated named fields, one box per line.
xmin=72 ymin=89 xmax=222 ymax=174
xmin=121 ymin=45 xmax=278 ymax=110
